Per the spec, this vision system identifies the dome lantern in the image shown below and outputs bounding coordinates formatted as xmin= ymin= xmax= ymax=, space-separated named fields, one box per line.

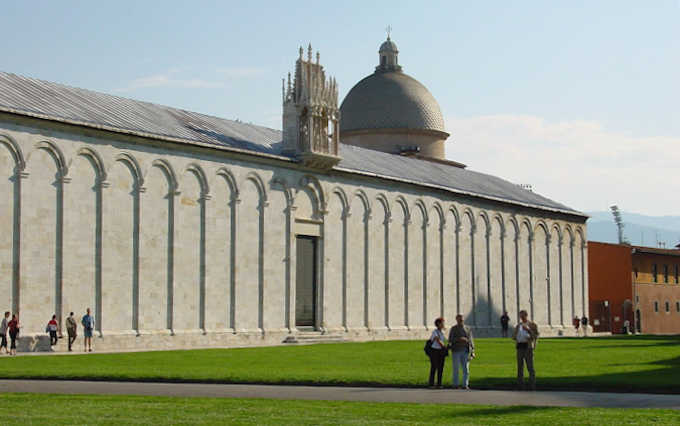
xmin=376 ymin=36 xmax=402 ymax=73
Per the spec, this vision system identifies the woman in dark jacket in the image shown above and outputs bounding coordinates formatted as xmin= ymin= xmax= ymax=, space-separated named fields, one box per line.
xmin=427 ymin=317 xmax=448 ymax=388
xmin=8 ymin=314 xmax=19 ymax=356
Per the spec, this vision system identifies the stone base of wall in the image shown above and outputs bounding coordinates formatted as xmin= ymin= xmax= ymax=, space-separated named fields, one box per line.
xmin=16 ymin=325 xmax=588 ymax=353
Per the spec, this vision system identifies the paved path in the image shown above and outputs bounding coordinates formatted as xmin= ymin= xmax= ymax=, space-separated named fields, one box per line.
xmin=2 ymin=380 xmax=679 ymax=409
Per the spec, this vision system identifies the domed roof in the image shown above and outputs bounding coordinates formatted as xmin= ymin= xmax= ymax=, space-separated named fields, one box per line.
xmin=379 ymin=37 xmax=398 ymax=53
xmin=340 ymin=71 xmax=446 ymax=134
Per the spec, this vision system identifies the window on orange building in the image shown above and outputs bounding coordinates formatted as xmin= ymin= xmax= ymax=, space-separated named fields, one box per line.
xmin=634 ymin=268 xmax=638 ymax=279
xmin=654 ymin=301 xmax=659 ymax=312
xmin=653 ymin=264 xmax=658 ymax=282
xmin=675 ymin=265 xmax=679 ymax=284
xmin=676 ymin=301 xmax=680 ymax=313
xmin=664 ymin=265 xmax=669 ymax=283
xmin=665 ymin=301 xmax=670 ymax=313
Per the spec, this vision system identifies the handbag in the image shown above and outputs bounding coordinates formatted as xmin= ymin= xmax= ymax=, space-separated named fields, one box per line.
xmin=424 ymin=339 xmax=434 ymax=357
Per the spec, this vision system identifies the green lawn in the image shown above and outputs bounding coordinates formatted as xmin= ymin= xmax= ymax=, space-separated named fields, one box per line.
xmin=2 ymin=393 xmax=678 ymax=425
xmin=0 ymin=335 xmax=678 ymax=393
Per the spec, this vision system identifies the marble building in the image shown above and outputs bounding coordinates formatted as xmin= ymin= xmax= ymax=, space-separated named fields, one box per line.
xmin=0 ymin=38 xmax=588 ymax=351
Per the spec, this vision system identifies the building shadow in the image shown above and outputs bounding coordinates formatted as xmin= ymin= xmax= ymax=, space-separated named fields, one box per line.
xmin=464 ymin=296 xmax=506 ymax=337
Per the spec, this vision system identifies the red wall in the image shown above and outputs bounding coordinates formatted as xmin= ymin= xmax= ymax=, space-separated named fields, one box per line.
xmin=588 ymin=242 xmax=633 ymax=333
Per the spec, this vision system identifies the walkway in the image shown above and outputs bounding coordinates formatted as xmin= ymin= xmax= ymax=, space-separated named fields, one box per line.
xmin=2 ymin=380 xmax=679 ymax=409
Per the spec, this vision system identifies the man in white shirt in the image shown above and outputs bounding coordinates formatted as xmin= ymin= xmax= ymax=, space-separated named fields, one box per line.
xmin=512 ymin=310 xmax=539 ymax=390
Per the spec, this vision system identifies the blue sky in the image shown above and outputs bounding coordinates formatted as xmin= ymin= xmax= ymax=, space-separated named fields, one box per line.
xmin=2 ymin=1 xmax=679 ymax=215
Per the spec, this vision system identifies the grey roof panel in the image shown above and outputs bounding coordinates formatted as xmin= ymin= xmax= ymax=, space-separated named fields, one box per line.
xmin=339 ymin=71 xmax=446 ymax=133
xmin=337 ymin=144 xmax=579 ymax=214
xmin=0 ymin=70 xmax=583 ymax=216
xmin=0 ymin=71 xmax=282 ymax=155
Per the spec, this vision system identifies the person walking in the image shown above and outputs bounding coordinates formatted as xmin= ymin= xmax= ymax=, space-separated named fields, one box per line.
xmin=427 ymin=317 xmax=448 ymax=388
xmin=81 ymin=308 xmax=94 ymax=352
xmin=581 ymin=316 xmax=589 ymax=337
xmin=46 ymin=315 xmax=59 ymax=347
xmin=512 ymin=309 xmax=539 ymax=390
xmin=0 ymin=311 xmax=9 ymax=354
xmin=65 ymin=312 xmax=77 ymax=352
xmin=500 ymin=311 xmax=510 ymax=338
xmin=8 ymin=314 xmax=19 ymax=356
xmin=448 ymin=314 xmax=474 ymax=389
xmin=573 ymin=316 xmax=580 ymax=336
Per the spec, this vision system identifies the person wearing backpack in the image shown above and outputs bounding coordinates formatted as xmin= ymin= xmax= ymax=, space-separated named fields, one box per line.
xmin=426 ymin=317 xmax=448 ymax=388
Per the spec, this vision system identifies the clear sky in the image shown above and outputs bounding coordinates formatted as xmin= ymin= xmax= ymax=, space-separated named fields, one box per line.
xmin=2 ymin=1 xmax=679 ymax=215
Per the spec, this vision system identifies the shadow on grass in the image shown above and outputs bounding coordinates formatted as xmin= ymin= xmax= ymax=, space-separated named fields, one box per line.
xmin=446 ymin=405 xmax=554 ymax=418
xmin=470 ymin=354 xmax=680 ymax=394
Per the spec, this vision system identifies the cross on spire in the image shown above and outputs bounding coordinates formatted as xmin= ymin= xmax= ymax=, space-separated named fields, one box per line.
xmin=385 ymin=25 xmax=392 ymax=40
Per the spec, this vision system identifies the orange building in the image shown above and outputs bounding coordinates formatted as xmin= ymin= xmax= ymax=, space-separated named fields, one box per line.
xmin=632 ymin=246 xmax=680 ymax=334
xmin=588 ymin=242 xmax=680 ymax=335
xmin=588 ymin=242 xmax=633 ymax=333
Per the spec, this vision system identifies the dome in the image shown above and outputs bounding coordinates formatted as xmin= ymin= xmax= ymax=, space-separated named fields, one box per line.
xmin=340 ymin=71 xmax=447 ymax=134
xmin=379 ymin=38 xmax=398 ymax=53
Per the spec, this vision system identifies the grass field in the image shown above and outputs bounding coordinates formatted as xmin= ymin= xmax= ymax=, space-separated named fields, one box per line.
xmin=0 ymin=335 xmax=678 ymax=393
xmin=2 ymin=393 xmax=678 ymax=425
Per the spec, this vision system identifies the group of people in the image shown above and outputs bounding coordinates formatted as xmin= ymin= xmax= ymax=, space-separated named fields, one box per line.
xmin=0 ymin=312 xmax=21 ymax=355
xmin=0 ymin=308 xmax=96 ymax=355
xmin=426 ymin=310 xmax=539 ymax=390
xmin=572 ymin=315 xmax=589 ymax=336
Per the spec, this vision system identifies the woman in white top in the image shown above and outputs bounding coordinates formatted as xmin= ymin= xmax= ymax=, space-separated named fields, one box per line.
xmin=428 ymin=317 xmax=448 ymax=388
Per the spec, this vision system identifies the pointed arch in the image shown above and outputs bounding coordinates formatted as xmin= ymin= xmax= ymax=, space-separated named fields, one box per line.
xmin=534 ymin=219 xmax=549 ymax=235
xmin=216 ymin=167 xmax=239 ymax=200
xmin=551 ymin=222 xmax=563 ymax=241
xmin=521 ymin=218 xmax=533 ymax=239
xmin=564 ymin=224 xmax=575 ymax=242
xmin=0 ymin=133 xmax=25 ymax=171
xmin=575 ymin=226 xmax=586 ymax=244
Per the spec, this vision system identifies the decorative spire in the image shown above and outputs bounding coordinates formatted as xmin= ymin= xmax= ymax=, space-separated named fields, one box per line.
xmin=307 ymin=43 xmax=313 ymax=62
xmin=386 ymin=24 xmax=392 ymax=40
xmin=299 ymin=46 xmax=303 ymax=60
xmin=316 ymin=51 xmax=320 ymax=65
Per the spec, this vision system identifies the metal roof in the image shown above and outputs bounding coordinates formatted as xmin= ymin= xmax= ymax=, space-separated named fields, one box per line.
xmin=339 ymin=71 xmax=447 ymax=134
xmin=0 ymin=70 xmax=584 ymax=217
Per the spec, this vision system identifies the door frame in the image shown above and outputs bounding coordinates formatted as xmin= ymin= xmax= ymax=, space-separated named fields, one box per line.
xmin=295 ymin=235 xmax=319 ymax=330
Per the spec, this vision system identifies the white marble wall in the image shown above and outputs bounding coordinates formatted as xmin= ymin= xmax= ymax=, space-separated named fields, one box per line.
xmin=0 ymin=116 xmax=588 ymax=350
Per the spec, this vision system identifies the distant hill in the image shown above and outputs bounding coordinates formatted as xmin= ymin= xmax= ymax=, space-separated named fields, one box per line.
xmin=586 ymin=211 xmax=680 ymax=248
